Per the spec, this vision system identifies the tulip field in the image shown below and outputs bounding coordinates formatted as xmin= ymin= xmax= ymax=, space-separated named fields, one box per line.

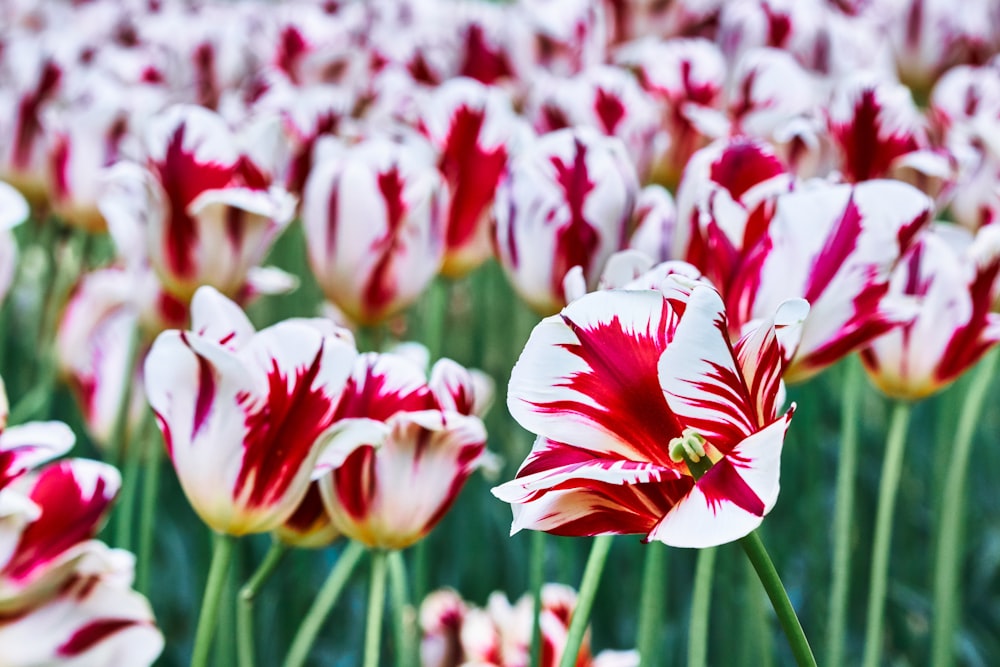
xmin=4 ymin=0 xmax=1000 ymax=666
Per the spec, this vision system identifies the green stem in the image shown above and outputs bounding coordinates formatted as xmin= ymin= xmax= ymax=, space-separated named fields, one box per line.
xmin=364 ymin=550 xmax=389 ymax=667
xmin=529 ymin=531 xmax=546 ymax=667
xmin=191 ymin=533 xmax=237 ymax=667
xmin=825 ymin=358 xmax=863 ymax=667
xmin=687 ymin=547 xmax=718 ymax=667
xmin=238 ymin=540 xmax=289 ymax=667
xmin=931 ymin=351 xmax=999 ymax=667
xmin=136 ymin=429 xmax=164 ymax=596
xmin=113 ymin=403 xmax=152 ymax=553
xmin=558 ymin=535 xmax=613 ymax=667
xmin=861 ymin=400 xmax=913 ymax=667
xmin=636 ymin=542 xmax=668 ymax=664
xmin=740 ymin=532 xmax=817 ymax=667
xmin=387 ymin=551 xmax=412 ymax=667
xmin=106 ymin=321 xmax=142 ymax=468
xmin=282 ymin=541 xmax=366 ymax=667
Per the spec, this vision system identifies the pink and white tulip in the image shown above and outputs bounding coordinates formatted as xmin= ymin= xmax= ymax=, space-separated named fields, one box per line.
xmin=494 ymin=127 xmax=638 ymax=315
xmin=302 ymin=135 xmax=447 ymax=326
xmin=860 ymin=223 xmax=1000 ymax=400
xmin=493 ymin=277 xmax=808 ymax=548
xmin=143 ymin=286 xmax=358 ymax=536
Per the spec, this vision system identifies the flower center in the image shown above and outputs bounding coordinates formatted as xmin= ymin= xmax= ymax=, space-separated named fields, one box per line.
xmin=668 ymin=428 xmax=713 ymax=481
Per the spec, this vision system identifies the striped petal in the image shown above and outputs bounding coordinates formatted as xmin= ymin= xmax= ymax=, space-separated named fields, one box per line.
xmin=646 ymin=412 xmax=792 ymax=548
xmin=189 ymin=285 xmax=255 ymax=349
xmin=321 ymin=411 xmax=486 ymax=549
xmin=508 ymin=290 xmax=683 ymax=466
xmin=492 ymin=438 xmax=691 ymax=538
xmin=0 ymin=459 xmax=120 ymax=612
xmin=658 ymin=285 xmax=758 ymax=451
xmin=0 ymin=422 xmax=75 ymax=490
xmin=647 ymin=410 xmax=792 ymax=549
xmin=0 ymin=546 xmax=162 ymax=666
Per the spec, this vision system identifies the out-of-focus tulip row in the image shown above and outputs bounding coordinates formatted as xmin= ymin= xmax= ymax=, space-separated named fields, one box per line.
xmin=0 ymin=0 xmax=999 ymax=664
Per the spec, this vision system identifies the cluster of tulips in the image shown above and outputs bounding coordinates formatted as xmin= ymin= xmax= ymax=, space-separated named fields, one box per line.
xmin=1 ymin=0 xmax=1000 ymax=664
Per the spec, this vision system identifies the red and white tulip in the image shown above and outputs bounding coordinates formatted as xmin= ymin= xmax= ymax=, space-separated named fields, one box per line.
xmin=420 ymin=77 xmax=523 ymax=277
xmin=860 ymin=223 xmax=1000 ymax=400
xmin=0 ymin=544 xmax=163 ymax=667
xmin=0 ymin=456 xmax=119 ymax=613
xmin=315 ymin=350 xmax=490 ymax=550
xmin=136 ymin=104 xmax=296 ymax=301
xmin=302 ymin=135 xmax=447 ymax=326
xmin=494 ymin=127 xmax=638 ymax=315
xmin=420 ymin=583 xmax=639 ymax=667
xmin=494 ymin=277 xmax=808 ymax=548
xmin=728 ymin=179 xmax=932 ymax=382
xmin=143 ymin=286 xmax=358 ymax=536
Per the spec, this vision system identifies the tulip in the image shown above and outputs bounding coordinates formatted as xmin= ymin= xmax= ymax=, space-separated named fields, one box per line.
xmin=419 ymin=584 xmax=639 ymax=667
xmin=420 ymin=78 xmax=522 ymax=277
xmin=527 ymin=65 xmax=658 ymax=178
xmin=0 ymin=456 xmax=119 ymax=613
xmin=827 ymin=72 xmax=950 ymax=187
xmin=0 ymin=41 xmax=62 ymax=204
xmin=315 ymin=350 xmax=490 ymax=550
xmin=143 ymin=286 xmax=358 ymax=535
xmin=44 ymin=70 xmax=147 ymax=232
xmin=860 ymin=224 xmax=1000 ymax=400
xmin=674 ymin=137 xmax=792 ymax=297
xmin=726 ymin=48 xmax=825 ymax=176
xmin=0 ymin=546 xmax=163 ymax=667
xmin=727 ymin=179 xmax=932 ymax=382
xmin=615 ymin=37 xmax=726 ymax=187
xmin=493 ymin=276 xmax=808 ymax=548
xmin=494 ymin=127 xmax=638 ymax=315
xmin=302 ymin=135 xmax=447 ymax=325
xmin=519 ymin=0 xmax=607 ymax=77
xmin=137 ymin=104 xmax=296 ymax=301
xmin=884 ymin=0 xmax=1000 ymax=94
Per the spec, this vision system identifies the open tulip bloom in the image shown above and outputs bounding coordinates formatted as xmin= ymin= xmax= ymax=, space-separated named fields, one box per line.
xmin=143 ymin=286 xmax=358 ymax=536
xmin=493 ymin=276 xmax=808 ymax=549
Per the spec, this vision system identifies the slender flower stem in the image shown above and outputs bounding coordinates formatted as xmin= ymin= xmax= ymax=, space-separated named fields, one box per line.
xmin=529 ymin=531 xmax=545 ymax=667
xmin=387 ymin=550 xmax=412 ymax=667
xmin=364 ymin=550 xmax=389 ymax=667
xmin=740 ymin=532 xmax=817 ymax=667
xmin=687 ymin=547 xmax=718 ymax=667
xmin=558 ymin=535 xmax=614 ymax=667
xmin=283 ymin=541 xmax=366 ymax=667
xmin=862 ymin=400 xmax=913 ymax=667
xmin=191 ymin=533 xmax=237 ymax=667
xmin=825 ymin=358 xmax=863 ymax=667
xmin=136 ymin=429 xmax=164 ymax=596
xmin=637 ymin=542 xmax=668 ymax=664
xmin=238 ymin=540 xmax=289 ymax=667
xmin=114 ymin=403 xmax=153 ymax=552
xmin=931 ymin=351 xmax=999 ymax=667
